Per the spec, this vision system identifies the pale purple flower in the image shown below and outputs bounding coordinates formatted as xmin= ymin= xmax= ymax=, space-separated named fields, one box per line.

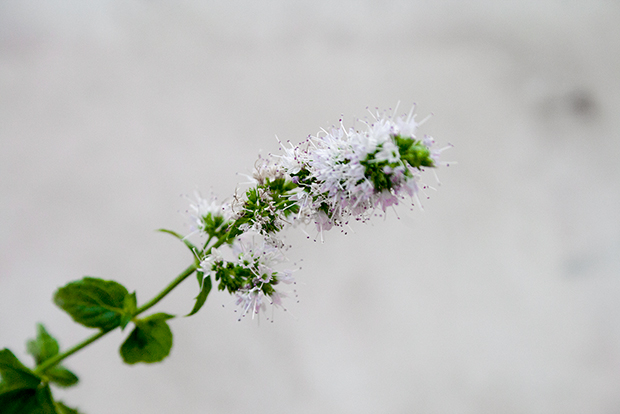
xmin=188 ymin=191 xmax=232 ymax=234
xmin=274 ymin=106 xmax=444 ymax=232
xmin=231 ymin=234 xmax=295 ymax=318
xmin=199 ymin=247 xmax=224 ymax=276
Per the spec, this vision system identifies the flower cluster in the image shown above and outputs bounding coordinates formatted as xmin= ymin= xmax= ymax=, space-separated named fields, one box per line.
xmin=193 ymin=106 xmax=448 ymax=319
xmin=279 ymin=108 xmax=446 ymax=233
xmin=201 ymin=236 xmax=294 ymax=320
xmin=188 ymin=191 xmax=232 ymax=240
xmin=0 ymin=105 xmax=451 ymax=414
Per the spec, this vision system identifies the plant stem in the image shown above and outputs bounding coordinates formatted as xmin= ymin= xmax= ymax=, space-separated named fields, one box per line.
xmin=202 ymin=235 xmax=214 ymax=251
xmin=135 ymin=262 xmax=198 ymax=316
xmin=34 ymin=262 xmax=199 ymax=374
xmin=34 ymin=328 xmax=112 ymax=375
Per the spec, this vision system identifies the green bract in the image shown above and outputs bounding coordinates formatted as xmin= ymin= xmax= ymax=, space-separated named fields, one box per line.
xmin=200 ymin=212 xmax=231 ymax=240
xmin=211 ymin=260 xmax=279 ymax=297
xmin=230 ymin=177 xmax=299 ymax=237
xmin=394 ymin=135 xmax=435 ymax=169
xmin=359 ymin=135 xmax=435 ymax=194
xmin=212 ymin=261 xmax=253 ymax=294
xmin=359 ymin=149 xmax=397 ymax=192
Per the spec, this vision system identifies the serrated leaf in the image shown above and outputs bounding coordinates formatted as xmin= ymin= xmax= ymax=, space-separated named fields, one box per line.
xmin=26 ymin=324 xmax=59 ymax=366
xmin=44 ymin=366 xmax=79 ymax=388
xmin=55 ymin=401 xmax=83 ymax=414
xmin=119 ymin=313 xmax=174 ymax=364
xmin=54 ymin=277 xmax=129 ymax=330
xmin=157 ymin=229 xmax=200 ymax=259
xmin=187 ymin=274 xmax=212 ymax=317
xmin=0 ymin=349 xmax=41 ymax=393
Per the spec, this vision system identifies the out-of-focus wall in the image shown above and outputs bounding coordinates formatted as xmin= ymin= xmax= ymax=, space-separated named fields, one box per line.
xmin=1 ymin=1 xmax=619 ymax=413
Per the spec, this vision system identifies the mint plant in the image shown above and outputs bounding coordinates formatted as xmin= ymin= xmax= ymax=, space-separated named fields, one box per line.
xmin=1 ymin=106 xmax=450 ymax=413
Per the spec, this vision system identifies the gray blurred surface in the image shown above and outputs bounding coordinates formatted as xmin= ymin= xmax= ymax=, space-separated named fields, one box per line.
xmin=1 ymin=1 xmax=620 ymax=413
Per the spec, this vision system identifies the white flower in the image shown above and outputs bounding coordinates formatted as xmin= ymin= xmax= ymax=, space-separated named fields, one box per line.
xmin=233 ymin=233 xmax=286 ymax=276
xmin=235 ymin=287 xmax=266 ymax=318
xmin=274 ymin=105 xmax=444 ymax=231
xmin=235 ymin=284 xmax=290 ymax=320
xmin=251 ymin=156 xmax=285 ymax=185
xmin=188 ymin=191 xmax=231 ymax=234
xmin=274 ymin=137 xmax=308 ymax=175
xmin=395 ymin=105 xmax=422 ymax=137
xmin=230 ymin=234 xmax=295 ymax=318
xmin=199 ymin=247 xmax=224 ymax=275
xmin=377 ymin=190 xmax=399 ymax=211
xmin=185 ymin=104 xmax=448 ymax=323
xmin=374 ymin=140 xmax=400 ymax=163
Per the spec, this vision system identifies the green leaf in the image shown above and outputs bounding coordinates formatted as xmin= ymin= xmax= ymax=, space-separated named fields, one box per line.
xmin=55 ymin=401 xmax=83 ymax=414
xmin=26 ymin=324 xmax=59 ymax=366
xmin=23 ymin=325 xmax=80 ymax=389
xmin=157 ymin=229 xmax=200 ymax=260
xmin=124 ymin=292 xmax=137 ymax=313
xmin=120 ymin=292 xmax=138 ymax=330
xmin=0 ymin=349 xmax=41 ymax=393
xmin=0 ymin=389 xmax=39 ymax=414
xmin=54 ymin=277 xmax=129 ymax=330
xmin=0 ymin=350 xmax=58 ymax=414
xmin=0 ymin=384 xmax=57 ymax=414
xmin=186 ymin=274 xmax=212 ymax=317
xmin=44 ymin=366 xmax=79 ymax=388
xmin=119 ymin=313 xmax=175 ymax=364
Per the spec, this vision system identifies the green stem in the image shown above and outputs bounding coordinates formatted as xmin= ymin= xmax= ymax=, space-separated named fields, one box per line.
xmin=135 ymin=262 xmax=197 ymax=316
xmin=34 ymin=328 xmax=112 ymax=375
xmin=202 ymin=235 xmax=214 ymax=251
xmin=210 ymin=235 xmax=228 ymax=250
xmin=34 ymin=262 xmax=199 ymax=374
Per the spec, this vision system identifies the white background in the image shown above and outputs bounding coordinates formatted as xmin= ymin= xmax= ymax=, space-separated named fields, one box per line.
xmin=1 ymin=1 xmax=620 ymax=413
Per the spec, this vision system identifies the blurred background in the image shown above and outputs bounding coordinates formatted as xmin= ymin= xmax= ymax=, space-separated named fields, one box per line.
xmin=1 ymin=1 xmax=620 ymax=413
